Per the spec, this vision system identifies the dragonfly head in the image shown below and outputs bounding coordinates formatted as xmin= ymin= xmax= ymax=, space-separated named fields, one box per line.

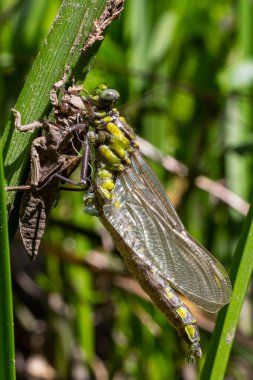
xmin=97 ymin=88 xmax=120 ymax=109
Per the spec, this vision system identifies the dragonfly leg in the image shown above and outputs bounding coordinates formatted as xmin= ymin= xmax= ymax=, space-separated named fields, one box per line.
xmin=80 ymin=138 xmax=91 ymax=185
xmin=12 ymin=108 xmax=45 ymax=132
xmin=36 ymin=173 xmax=84 ymax=191
xmin=67 ymin=123 xmax=88 ymax=134
xmin=5 ymin=185 xmax=31 ymax=192
xmin=5 ymin=131 xmax=47 ymax=191
xmin=62 ymin=130 xmax=92 ymax=187
xmin=30 ymin=137 xmax=47 ymax=187
xmin=49 ymin=68 xmax=69 ymax=107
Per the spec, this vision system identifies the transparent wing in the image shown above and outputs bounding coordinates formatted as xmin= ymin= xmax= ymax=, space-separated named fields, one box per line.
xmin=131 ymin=152 xmax=184 ymax=228
xmin=103 ymin=153 xmax=232 ymax=312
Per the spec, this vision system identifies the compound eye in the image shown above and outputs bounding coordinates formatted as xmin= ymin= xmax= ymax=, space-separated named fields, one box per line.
xmin=99 ymin=89 xmax=120 ymax=103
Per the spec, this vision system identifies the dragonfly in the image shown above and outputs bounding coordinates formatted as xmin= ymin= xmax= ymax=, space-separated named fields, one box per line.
xmin=79 ymin=84 xmax=232 ymax=361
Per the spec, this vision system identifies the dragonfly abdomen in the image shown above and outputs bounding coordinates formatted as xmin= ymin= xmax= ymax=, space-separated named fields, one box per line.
xmin=99 ymin=213 xmax=202 ymax=360
xmin=132 ymin=265 xmax=202 ymax=360
xmin=163 ymin=284 xmax=202 ymax=359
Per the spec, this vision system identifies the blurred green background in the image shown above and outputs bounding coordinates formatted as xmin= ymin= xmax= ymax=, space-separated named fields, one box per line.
xmin=1 ymin=0 xmax=253 ymax=379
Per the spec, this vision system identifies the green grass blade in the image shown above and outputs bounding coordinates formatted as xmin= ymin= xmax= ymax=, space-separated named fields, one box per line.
xmin=0 ymin=140 xmax=16 ymax=380
xmin=199 ymin=202 xmax=253 ymax=380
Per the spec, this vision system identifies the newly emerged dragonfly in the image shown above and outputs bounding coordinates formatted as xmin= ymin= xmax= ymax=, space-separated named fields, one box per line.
xmin=80 ymin=85 xmax=232 ymax=361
